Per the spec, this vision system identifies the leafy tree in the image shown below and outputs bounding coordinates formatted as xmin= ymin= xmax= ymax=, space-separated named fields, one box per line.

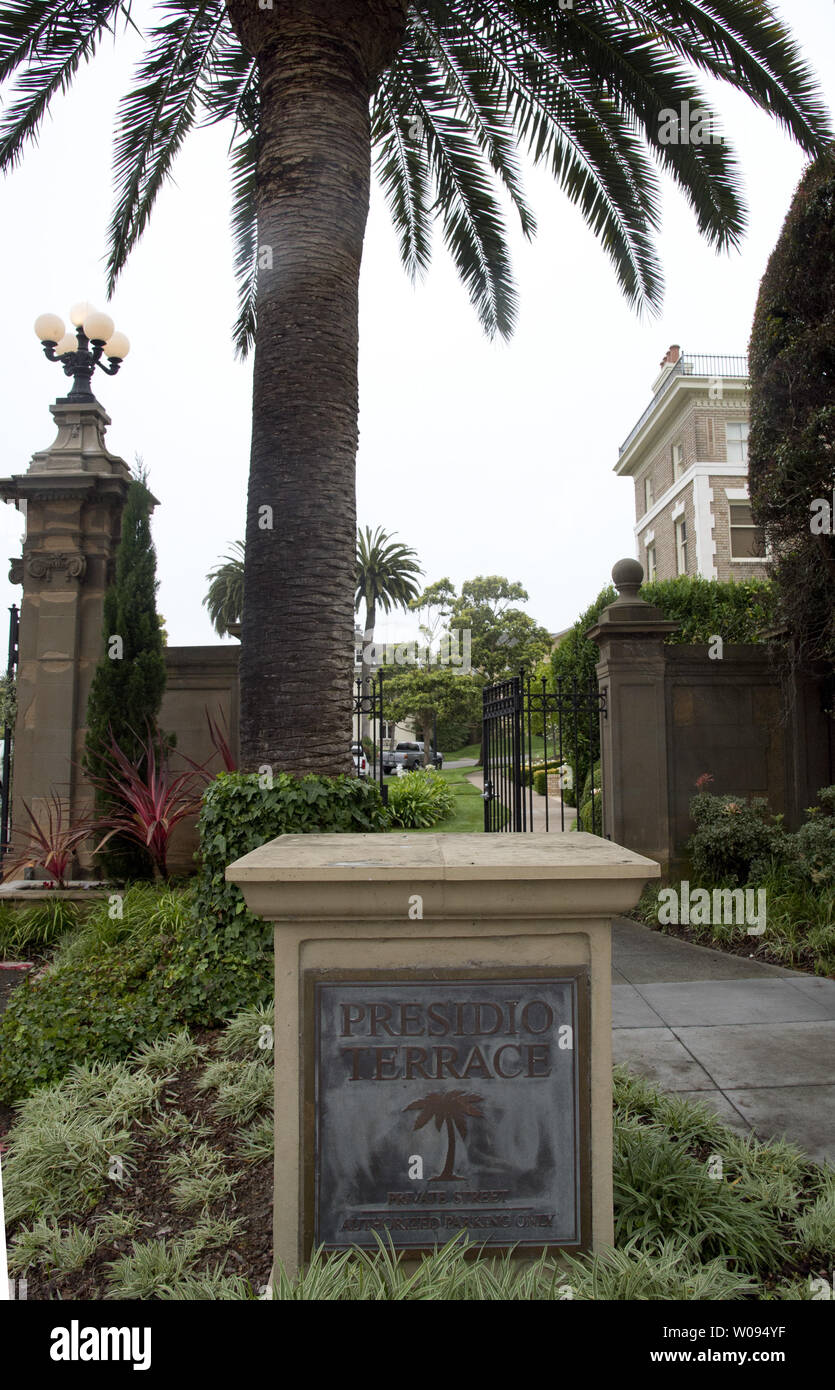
xmin=204 ymin=540 xmax=245 ymax=637
xmin=748 ymin=151 xmax=835 ymax=676
xmin=84 ymin=474 xmax=167 ymax=878
xmin=2 ymin=3 xmax=829 ymax=773
xmin=385 ymin=665 xmax=482 ymax=760
xmin=409 ymin=577 xmax=457 ymax=660
xmin=356 ymin=526 xmax=422 ymax=737
xmin=452 ymin=576 xmax=551 ymax=681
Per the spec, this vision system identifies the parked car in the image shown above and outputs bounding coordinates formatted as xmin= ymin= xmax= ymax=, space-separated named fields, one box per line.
xmin=383 ymin=741 xmax=443 ymax=773
xmin=351 ymin=743 xmax=368 ymax=778
xmin=382 ymin=741 xmax=423 ymax=774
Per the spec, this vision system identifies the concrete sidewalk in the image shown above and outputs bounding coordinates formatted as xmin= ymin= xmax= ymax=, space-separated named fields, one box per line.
xmin=612 ymin=918 xmax=835 ymax=1164
xmin=465 ymin=768 xmax=578 ymax=831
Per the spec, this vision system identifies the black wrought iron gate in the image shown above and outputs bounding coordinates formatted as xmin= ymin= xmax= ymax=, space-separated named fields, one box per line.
xmin=482 ymin=671 xmax=607 ymax=833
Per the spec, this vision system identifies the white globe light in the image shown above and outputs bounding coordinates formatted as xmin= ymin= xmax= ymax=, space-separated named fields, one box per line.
xmin=103 ymin=331 xmax=130 ymax=360
xmin=34 ymin=313 xmax=65 ymax=344
xmin=83 ymin=310 xmax=115 ymax=343
xmin=70 ymin=300 xmax=96 ymax=328
xmin=55 ymin=333 xmax=79 ymax=357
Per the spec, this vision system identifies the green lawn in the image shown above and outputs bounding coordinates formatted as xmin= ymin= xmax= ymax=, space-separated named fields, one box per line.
xmin=445 ymin=736 xmax=553 ymax=765
xmin=412 ymin=766 xmax=485 ymax=833
xmin=443 ymin=742 xmax=481 ymax=762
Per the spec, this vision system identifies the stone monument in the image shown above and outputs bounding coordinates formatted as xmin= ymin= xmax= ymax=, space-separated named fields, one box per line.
xmin=0 ymin=396 xmax=134 ymax=845
xmin=227 ymin=830 xmax=659 ymax=1279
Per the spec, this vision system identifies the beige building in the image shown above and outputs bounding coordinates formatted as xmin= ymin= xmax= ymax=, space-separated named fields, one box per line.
xmin=615 ymin=345 xmax=766 ymax=583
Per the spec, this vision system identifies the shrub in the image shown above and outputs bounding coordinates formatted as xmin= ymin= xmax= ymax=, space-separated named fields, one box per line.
xmin=0 ymin=914 xmax=182 ymax=1102
xmin=89 ymin=729 xmax=206 ymax=880
xmin=0 ymin=898 xmax=80 ymax=957
xmin=640 ymin=575 xmax=777 ymax=645
xmin=170 ymin=772 xmax=389 ymax=1023
xmin=577 ymin=760 xmax=602 ymax=834
xmin=688 ymin=793 xmax=784 ymax=886
xmin=579 ymin=794 xmax=602 ymax=835
xmin=3 ymin=795 xmax=97 ymax=887
xmin=781 ymin=786 xmax=835 ymax=888
xmin=613 ymin=1118 xmax=785 ymax=1273
xmin=385 ymin=768 xmax=455 ymax=828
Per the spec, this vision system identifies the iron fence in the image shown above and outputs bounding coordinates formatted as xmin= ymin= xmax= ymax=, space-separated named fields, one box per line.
xmin=482 ymin=671 xmax=607 ymax=834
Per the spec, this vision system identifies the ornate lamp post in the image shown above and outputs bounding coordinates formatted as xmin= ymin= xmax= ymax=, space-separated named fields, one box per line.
xmin=33 ymin=301 xmax=130 ymax=402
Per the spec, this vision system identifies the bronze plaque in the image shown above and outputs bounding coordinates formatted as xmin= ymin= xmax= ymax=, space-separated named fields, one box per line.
xmin=309 ymin=970 xmax=590 ymax=1253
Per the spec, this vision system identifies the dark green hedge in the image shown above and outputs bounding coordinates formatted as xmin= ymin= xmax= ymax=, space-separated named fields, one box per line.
xmin=168 ymin=772 xmax=389 ymax=1023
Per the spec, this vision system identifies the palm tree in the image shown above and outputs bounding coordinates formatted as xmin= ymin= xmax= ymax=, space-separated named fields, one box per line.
xmin=204 ymin=541 xmax=245 ymax=638
xmin=405 ymin=1090 xmax=484 ymax=1182
xmin=356 ymin=526 xmax=422 ymax=738
xmin=1 ymin=4 xmax=831 ymax=775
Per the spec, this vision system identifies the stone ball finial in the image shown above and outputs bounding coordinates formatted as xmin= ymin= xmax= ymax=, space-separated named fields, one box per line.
xmin=612 ymin=557 xmax=644 ymax=599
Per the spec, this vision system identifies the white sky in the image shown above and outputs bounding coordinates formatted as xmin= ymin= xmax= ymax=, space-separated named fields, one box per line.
xmin=0 ymin=0 xmax=833 ymax=652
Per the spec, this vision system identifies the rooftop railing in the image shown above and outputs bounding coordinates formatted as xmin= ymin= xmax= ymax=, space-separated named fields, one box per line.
xmin=618 ymin=353 xmax=749 ymax=456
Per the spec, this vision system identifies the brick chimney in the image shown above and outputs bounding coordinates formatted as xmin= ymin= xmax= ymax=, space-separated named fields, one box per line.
xmin=659 ymin=344 xmax=681 ymax=369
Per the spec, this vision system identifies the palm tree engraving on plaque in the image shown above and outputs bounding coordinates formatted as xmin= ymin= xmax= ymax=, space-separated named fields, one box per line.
xmin=405 ymin=1091 xmax=484 ymax=1182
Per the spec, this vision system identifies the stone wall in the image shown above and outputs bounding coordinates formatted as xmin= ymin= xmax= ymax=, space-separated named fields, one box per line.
xmin=590 ymin=561 xmax=835 ymax=874
xmin=161 ymin=645 xmax=240 ymax=874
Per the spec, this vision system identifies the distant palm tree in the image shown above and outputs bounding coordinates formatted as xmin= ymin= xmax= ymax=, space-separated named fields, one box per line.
xmin=356 ymin=527 xmax=422 ymax=738
xmin=1 ymin=3 xmax=830 ymax=773
xmin=405 ymin=1090 xmax=484 ymax=1182
xmin=204 ymin=541 xmax=245 ymax=638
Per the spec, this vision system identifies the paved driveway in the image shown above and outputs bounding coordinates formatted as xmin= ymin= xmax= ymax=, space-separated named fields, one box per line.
xmin=612 ymin=918 xmax=835 ymax=1164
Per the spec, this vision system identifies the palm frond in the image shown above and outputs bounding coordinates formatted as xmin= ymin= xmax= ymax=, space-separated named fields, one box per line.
xmin=105 ymin=0 xmax=227 ymax=293
xmin=386 ymin=50 xmax=519 ymax=338
xmin=371 ymin=72 xmax=434 ymax=282
xmin=228 ymin=126 xmax=258 ymax=360
xmin=356 ymin=526 xmax=424 ymax=616
xmin=0 ymin=1 xmax=130 ymax=171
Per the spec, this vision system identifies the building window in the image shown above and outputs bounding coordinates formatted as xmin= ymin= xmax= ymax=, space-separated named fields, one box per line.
xmin=675 ymin=517 xmax=687 ymax=574
xmin=646 ymin=544 xmax=657 ymax=581
xmin=729 ymin=502 xmax=764 ymax=559
xmin=726 ymin=421 xmax=749 ymax=463
xmin=672 ymin=442 xmax=684 ymax=478
xmin=644 ymin=474 xmax=654 ymax=513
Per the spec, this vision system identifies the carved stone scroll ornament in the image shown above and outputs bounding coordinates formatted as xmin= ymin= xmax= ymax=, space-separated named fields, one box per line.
xmin=25 ymin=552 xmax=87 ymax=584
xmin=8 ymin=557 xmax=23 ymax=585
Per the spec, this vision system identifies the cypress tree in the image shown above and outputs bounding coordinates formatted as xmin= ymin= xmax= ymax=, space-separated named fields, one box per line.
xmin=84 ymin=469 xmax=167 ymax=878
xmin=748 ymin=151 xmax=835 ymax=676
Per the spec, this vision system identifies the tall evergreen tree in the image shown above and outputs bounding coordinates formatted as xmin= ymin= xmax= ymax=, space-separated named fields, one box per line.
xmin=749 ymin=151 xmax=835 ymax=677
xmin=84 ymin=470 xmax=167 ymax=878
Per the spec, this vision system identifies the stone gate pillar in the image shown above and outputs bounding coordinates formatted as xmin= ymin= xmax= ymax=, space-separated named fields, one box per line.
xmin=0 ymin=398 xmax=131 ymax=850
xmin=587 ymin=560 xmax=678 ymax=871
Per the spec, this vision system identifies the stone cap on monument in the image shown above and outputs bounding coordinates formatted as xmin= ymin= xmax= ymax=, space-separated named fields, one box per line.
xmin=586 ymin=558 xmax=679 ymax=643
xmin=227 ymin=830 xmax=660 ymax=921
xmin=26 ymin=399 xmax=131 ymax=478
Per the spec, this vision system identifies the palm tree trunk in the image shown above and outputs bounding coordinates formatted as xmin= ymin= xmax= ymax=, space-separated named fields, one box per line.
xmin=227 ymin=0 xmax=407 ymax=774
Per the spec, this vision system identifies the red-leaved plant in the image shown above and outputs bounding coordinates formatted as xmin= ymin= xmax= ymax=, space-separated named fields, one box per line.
xmin=2 ymin=794 xmax=96 ymax=887
xmin=89 ymin=729 xmax=207 ymax=879
xmin=205 ymin=705 xmax=237 ymax=773
xmin=695 ymin=772 xmax=715 ymax=794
